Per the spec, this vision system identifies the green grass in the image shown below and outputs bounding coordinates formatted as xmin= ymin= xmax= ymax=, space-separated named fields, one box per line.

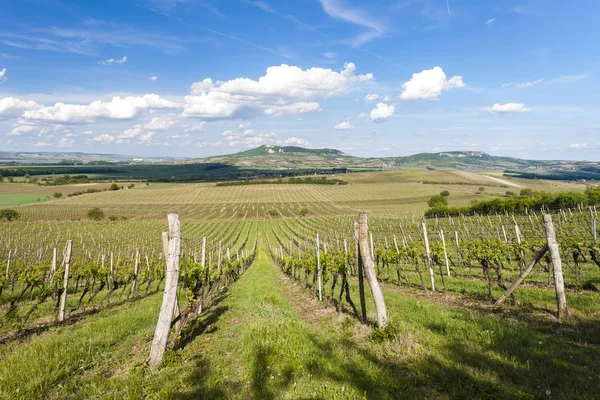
xmin=0 ymin=194 xmax=54 ymax=207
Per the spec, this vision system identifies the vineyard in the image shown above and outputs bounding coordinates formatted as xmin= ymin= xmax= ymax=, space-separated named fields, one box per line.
xmin=0 ymin=172 xmax=599 ymax=399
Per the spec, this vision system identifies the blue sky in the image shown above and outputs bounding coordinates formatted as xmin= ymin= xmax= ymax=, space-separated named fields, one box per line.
xmin=0 ymin=0 xmax=598 ymax=160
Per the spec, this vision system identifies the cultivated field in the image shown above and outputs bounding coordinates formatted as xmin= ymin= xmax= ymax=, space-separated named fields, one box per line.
xmin=0 ymin=170 xmax=598 ymax=399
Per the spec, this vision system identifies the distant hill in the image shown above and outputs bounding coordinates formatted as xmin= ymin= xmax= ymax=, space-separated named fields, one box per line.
xmin=3 ymin=146 xmax=599 ymax=180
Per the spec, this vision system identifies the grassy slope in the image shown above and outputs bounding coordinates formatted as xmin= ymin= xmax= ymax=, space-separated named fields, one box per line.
xmin=3 ymin=226 xmax=598 ymax=399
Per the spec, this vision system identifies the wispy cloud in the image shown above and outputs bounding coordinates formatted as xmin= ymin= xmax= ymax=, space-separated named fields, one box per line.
xmin=0 ymin=68 xmax=6 ymax=84
xmin=0 ymin=19 xmax=185 ymax=56
xmin=318 ymin=0 xmax=387 ymax=46
xmin=99 ymin=56 xmax=127 ymax=65
xmin=485 ymin=17 xmax=496 ymax=24
xmin=547 ymin=74 xmax=588 ymax=85
xmin=502 ymin=79 xmax=543 ymax=88
xmin=445 ymin=0 xmax=451 ymax=16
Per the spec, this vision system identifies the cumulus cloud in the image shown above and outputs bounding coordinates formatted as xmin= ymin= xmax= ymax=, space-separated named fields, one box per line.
xmin=99 ymin=56 xmax=127 ymax=65
xmin=400 ymin=67 xmax=465 ymax=101
xmin=220 ymin=128 xmax=309 ymax=148
xmin=364 ymin=93 xmax=380 ymax=102
xmin=0 ymin=97 xmax=42 ymax=118
xmin=370 ymin=102 xmax=395 ymax=122
xmin=0 ymin=68 xmax=6 ymax=84
xmin=82 ymin=130 xmax=94 ymax=135
xmin=483 ymin=103 xmax=530 ymax=114
xmin=23 ymin=94 xmax=180 ymax=123
xmin=334 ymin=121 xmax=354 ymax=130
xmin=144 ymin=116 xmax=175 ymax=131
xmin=8 ymin=124 xmax=37 ymax=136
xmin=183 ymin=62 xmax=372 ymax=119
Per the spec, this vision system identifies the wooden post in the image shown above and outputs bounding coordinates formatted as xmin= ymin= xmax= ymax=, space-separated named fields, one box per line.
xmin=440 ymin=230 xmax=450 ymax=277
xmin=201 ymin=237 xmax=206 ymax=268
xmin=5 ymin=250 xmax=10 ymax=279
xmin=357 ymin=213 xmax=388 ymax=328
xmin=354 ymin=222 xmax=367 ymax=322
xmin=543 ymin=213 xmax=569 ymax=321
xmin=48 ymin=248 xmax=57 ymax=283
xmin=131 ymin=248 xmax=140 ymax=296
xmin=316 ymin=234 xmax=322 ymax=301
xmin=369 ymin=232 xmax=374 ymax=259
xmin=422 ymin=222 xmax=436 ymax=291
xmin=150 ymin=214 xmax=181 ymax=368
xmin=58 ymin=240 xmax=73 ymax=322
xmin=494 ymin=244 xmax=548 ymax=306
xmin=454 ymin=231 xmax=461 ymax=268
xmin=109 ymin=252 xmax=114 ymax=291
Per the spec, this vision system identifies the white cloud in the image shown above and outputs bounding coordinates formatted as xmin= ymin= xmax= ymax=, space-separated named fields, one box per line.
xmin=263 ymin=102 xmax=321 ymax=116
xmin=400 ymin=66 xmax=465 ymax=101
xmin=58 ymin=137 xmax=74 ymax=147
xmin=93 ymin=133 xmax=122 ymax=144
xmin=318 ymin=0 xmax=386 ymax=46
xmin=144 ymin=116 xmax=175 ymax=131
xmin=485 ymin=18 xmax=496 ymax=24
xmin=382 ymin=95 xmax=391 ymax=101
xmin=568 ymin=143 xmax=589 ymax=149
xmin=138 ymin=131 xmax=157 ymax=145
xmin=99 ymin=56 xmax=127 ymax=65
xmin=23 ymin=94 xmax=180 ymax=123
xmin=281 ymin=137 xmax=309 ymax=146
xmin=370 ymin=102 xmax=395 ymax=122
xmin=334 ymin=121 xmax=354 ymax=130
xmin=483 ymin=103 xmax=530 ymax=114
xmin=8 ymin=124 xmax=37 ymax=136
xmin=183 ymin=122 xmax=207 ymax=132
xmin=0 ymin=68 xmax=6 ymax=84
xmin=33 ymin=141 xmax=53 ymax=147
xmin=323 ymin=51 xmax=336 ymax=59
xmin=0 ymin=97 xmax=42 ymax=118
xmin=148 ymin=76 xmax=158 ymax=81
xmin=503 ymin=79 xmax=543 ymax=88
xmin=239 ymin=122 xmax=251 ymax=129
xmin=183 ymin=62 xmax=372 ymax=119
xmin=82 ymin=130 xmax=94 ymax=135
xmin=364 ymin=93 xmax=380 ymax=102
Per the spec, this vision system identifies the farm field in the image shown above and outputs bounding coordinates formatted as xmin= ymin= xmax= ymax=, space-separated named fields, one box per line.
xmin=6 ymin=170 xmax=587 ymax=221
xmin=0 ymin=182 xmax=120 ymax=207
xmin=0 ymin=170 xmax=598 ymax=399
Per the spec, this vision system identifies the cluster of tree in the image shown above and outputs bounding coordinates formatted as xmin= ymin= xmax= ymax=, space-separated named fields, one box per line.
xmin=425 ymin=186 xmax=600 ymax=217
xmin=0 ymin=167 xmax=122 ymax=177
xmin=216 ymin=176 xmax=348 ymax=187
xmin=38 ymin=175 xmax=91 ymax=186
xmin=0 ymin=209 xmax=20 ymax=221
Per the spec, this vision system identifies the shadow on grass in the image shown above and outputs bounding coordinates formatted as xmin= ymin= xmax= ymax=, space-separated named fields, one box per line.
xmin=173 ymin=293 xmax=230 ymax=351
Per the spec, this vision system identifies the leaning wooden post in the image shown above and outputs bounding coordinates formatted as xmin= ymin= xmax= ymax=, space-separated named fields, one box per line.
xmin=58 ymin=240 xmax=73 ymax=322
xmin=358 ymin=213 xmax=388 ymax=328
xmin=354 ymin=222 xmax=367 ymax=322
xmin=316 ymin=234 xmax=322 ymax=301
xmin=494 ymin=243 xmax=548 ymax=306
xmin=422 ymin=222 xmax=436 ymax=291
xmin=150 ymin=214 xmax=181 ymax=368
xmin=543 ymin=213 xmax=569 ymax=321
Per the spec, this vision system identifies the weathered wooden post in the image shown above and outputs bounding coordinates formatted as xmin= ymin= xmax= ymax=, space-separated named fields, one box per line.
xmin=354 ymin=222 xmax=367 ymax=322
xmin=58 ymin=240 xmax=73 ymax=322
xmin=48 ymin=248 xmax=57 ymax=283
xmin=131 ymin=248 xmax=140 ymax=297
xmin=5 ymin=250 xmax=10 ymax=279
xmin=357 ymin=213 xmax=388 ymax=328
xmin=316 ymin=234 xmax=322 ymax=301
xmin=422 ymin=222 xmax=436 ymax=291
xmin=440 ymin=230 xmax=450 ymax=277
xmin=150 ymin=214 xmax=181 ymax=368
xmin=201 ymin=237 xmax=206 ymax=268
xmin=543 ymin=213 xmax=569 ymax=321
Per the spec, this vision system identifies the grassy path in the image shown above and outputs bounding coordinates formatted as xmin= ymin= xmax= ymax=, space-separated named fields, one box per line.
xmin=2 ymin=224 xmax=599 ymax=399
